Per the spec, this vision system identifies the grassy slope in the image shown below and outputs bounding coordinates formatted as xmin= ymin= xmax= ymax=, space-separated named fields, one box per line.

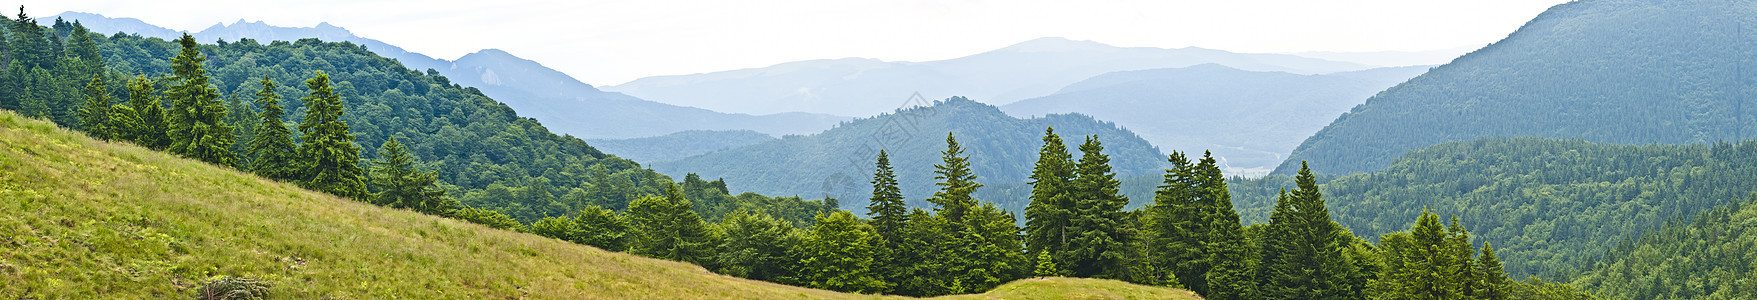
xmin=0 ymin=110 xmax=1194 ymax=299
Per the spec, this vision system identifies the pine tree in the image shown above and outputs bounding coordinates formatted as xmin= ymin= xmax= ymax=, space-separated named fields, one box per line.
xmin=1065 ymin=135 xmax=1130 ymax=279
xmin=245 ymin=76 xmax=299 ymax=180
xmin=163 ymin=34 xmax=235 ymax=167
xmin=801 ymin=210 xmax=888 ymax=293
xmin=1384 ymin=209 xmax=1467 ymax=300
xmin=1258 ymin=161 xmax=1362 ymax=300
xmin=866 ymin=150 xmax=907 ymax=243
xmin=629 ymin=184 xmax=719 ymax=266
xmin=1195 ymin=151 xmax=1255 ymax=300
xmin=1035 ymin=250 xmax=1059 ymax=277
xmin=928 ymin=132 xmax=981 ymax=224
xmin=368 ymin=137 xmax=452 ymax=215
xmin=1024 ymin=127 xmax=1076 ymax=273
xmin=295 ymin=71 xmax=368 ymax=199
xmin=225 ymin=93 xmax=256 ymax=166
xmin=78 ymin=73 xmax=110 ymax=139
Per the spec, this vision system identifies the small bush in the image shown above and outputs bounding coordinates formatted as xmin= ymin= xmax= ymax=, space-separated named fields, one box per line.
xmin=198 ymin=276 xmax=270 ymax=300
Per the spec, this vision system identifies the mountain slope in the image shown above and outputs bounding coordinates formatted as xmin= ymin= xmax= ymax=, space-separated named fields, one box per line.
xmin=54 ymin=12 xmax=848 ymax=139
xmin=587 ymin=130 xmax=777 ymax=163
xmin=1231 ymin=138 xmax=1757 ymax=280
xmin=604 ymin=37 xmax=1372 ymax=117
xmin=652 ymin=97 xmax=1168 ymax=212
xmin=0 ymin=110 xmax=1197 ymax=299
xmin=1277 ymin=0 xmax=1757 ymax=175
xmin=1002 ymin=64 xmax=1428 ymax=176
xmin=1572 ymin=196 xmax=1757 ymax=299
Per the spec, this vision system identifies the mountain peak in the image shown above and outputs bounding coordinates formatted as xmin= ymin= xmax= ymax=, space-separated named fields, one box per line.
xmin=997 ymin=37 xmax=1116 ymax=53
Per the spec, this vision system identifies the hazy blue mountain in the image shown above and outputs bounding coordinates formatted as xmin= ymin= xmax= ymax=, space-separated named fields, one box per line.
xmin=1291 ymin=46 xmax=1477 ymax=68
xmin=587 ymin=130 xmax=776 ymax=163
xmin=53 ymin=12 xmax=848 ymax=139
xmin=652 ymin=97 xmax=1168 ymax=213
xmin=604 ymin=37 xmax=1373 ymax=117
xmin=1002 ymin=64 xmax=1428 ymax=177
xmin=1276 ymin=0 xmax=1757 ymax=175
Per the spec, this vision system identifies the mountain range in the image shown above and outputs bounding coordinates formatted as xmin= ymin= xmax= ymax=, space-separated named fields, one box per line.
xmin=603 ymin=37 xmax=1376 ymax=117
xmin=1001 ymin=64 xmax=1429 ymax=176
xmin=52 ymin=12 xmax=849 ymax=139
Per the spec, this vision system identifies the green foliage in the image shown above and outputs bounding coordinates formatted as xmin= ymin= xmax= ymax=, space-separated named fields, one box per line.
xmin=294 ymin=71 xmax=367 ymax=199
xmin=1034 ymin=250 xmax=1059 ymax=277
xmin=800 ymin=210 xmax=888 ymax=294
xmin=1256 ymin=162 xmax=1364 ymax=300
xmin=1279 ymin=0 xmax=1757 ymax=176
xmin=1065 ymin=135 xmax=1130 ymax=279
xmin=77 ymin=73 xmax=110 ymax=139
xmin=569 ymin=205 xmax=632 ymax=252
xmin=929 ymin=133 xmax=981 ymax=223
xmin=629 ymin=185 xmax=719 ymax=267
xmin=584 ymin=129 xmax=774 ymax=163
xmin=712 ymin=209 xmax=801 ymax=282
xmin=866 ymin=150 xmax=906 ymax=243
xmin=453 ymin=205 xmax=525 ymax=232
xmin=1024 ymin=127 xmax=1075 ymax=272
xmin=117 ymin=75 xmax=169 ymax=149
xmin=368 ymin=137 xmax=455 ymax=215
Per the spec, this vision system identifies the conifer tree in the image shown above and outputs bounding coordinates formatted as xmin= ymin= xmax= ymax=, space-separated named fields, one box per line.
xmin=1024 ymin=127 xmax=1075 ymax=272
xmin=1034 ymin=250 xmax=1059 ymax=277
xmin=866 ymin=150 xmax=907 ymax=243
xmin=958 ymin=203 xmax=1027 ymax=291
xmin=1383 ymin=209 xmax=1467 ymax=300
xmin=1148 ymin=151 xmax=1208 ymax=292
xmin=225 ymin=93 xmax=256 ymax=165
xmin=121 ymin=75 xmax=169 ymax=149
xmin=1258 ymin=161 xmax=1361 ymax=300
xmin=928 ymin=132 xmax=981 ymax=224
xmin=368 ymin=137 xmax=452 ymax=215
xmin=801 ymin=210 xmax=888 ymax=293
xmin=629 ymin=184 xmax=719 ymax=266
xmin=78 ymin=73 xmax=110 ymax=139
xmin=1065 ymin=135 xmax=1130 ymax=279
xmin=1476 ymin=242 xmax=1509 ymax=300
xmin=245 ymin=77 xmax=299 ymax=180
xmin=295 ymin=71 xmax=368 ymax=199
xmin=163 ymin=34 xmax=235 ymax=167
xmin=1195 ymin=151 xmax=1255 ymax=299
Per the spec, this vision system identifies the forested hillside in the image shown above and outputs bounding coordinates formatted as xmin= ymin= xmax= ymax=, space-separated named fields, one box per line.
xmin=1235 ymin=138 xmax=1757 ymax=280
xmin=1572 ymin=195 xmax=1757 ymax=299
xmin=1278 ymin=0 xmax=1757 ymax=175
xmin=653 ymin=97 xmax=1168 ymax=212
xmin=1002 ymin=64 xmax=1427 ymax=176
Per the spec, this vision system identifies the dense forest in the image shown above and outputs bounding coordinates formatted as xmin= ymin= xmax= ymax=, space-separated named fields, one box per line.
xmin=584 ymin=129 xmax=775 ymax=163
xmin=1279 ymin=0 xmax=1757 ymax=176
xmin=1572 ymin=195 xmax=1757 ymax=299
xmin=1232 ymin=138 xmax=1757 ymax=281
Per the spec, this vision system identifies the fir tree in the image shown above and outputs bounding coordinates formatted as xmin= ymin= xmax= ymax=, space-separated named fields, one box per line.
xmin=1024 ymin=127 xmax=1076 ymax=273
xmin=77 ymin=73 xmax=110 ymax=139
xmin=801 ymin=210 xmax=888 ymax=293
xmin=1477 ymin=242 xmax=1509 ymax=300
xmin=295 ymin=71 xmax=368 ymax=199
xmin=163 ymin=34 xmax=235 ymax=167
xmin=928 ymin=132 xmax=981 ymax=224
xmin=1035 ymin=250 xmax=1059 ymax=277
xmin=368 ymin=137 xmax=452 ymax=215
xmin=245 ymin=77 xmax=299 ymax=180
xmin=1258 ymin=161 xmax=1362 ymax=300
xmin=1065 ymin=135 xmax=1130 ymax=279
xmin=225 ymin=93 xmax=256 ymax=166
xmin=629 ymin=184 xmax=719 ymax=266
xmin=122 ymin=75 xmax=170 ymax=149
xmin=1195 ymin=151 xmax=1255 ymax=299
xmin=1148 ymin=151 xmax=1209 ymax=292
xmin=866 ymin=150 xmax=907 ymax=243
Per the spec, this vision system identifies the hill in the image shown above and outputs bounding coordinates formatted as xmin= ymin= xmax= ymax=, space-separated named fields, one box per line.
xmin=1231 ymin=138 xmax=1757 ymax=280
xmin=603 ymin=37 xmax=1371 ymax=117
xmin=0 ymin=110 xmax=1196 ymax=299
xmin=1276 ymin=0 xmax=1757 ymax=176
xmin=652 ymin=97 xmax=1168 ymax=212
xmin=52 ymin=12 xmax=848 ymax=139
xmin=1571 ymin=195 xmax=1757 ymax=299
xmin=587 ymin=130 xmax=776 ymax=163
xmin=1002 ymin=64 xmax=1428 ymax=176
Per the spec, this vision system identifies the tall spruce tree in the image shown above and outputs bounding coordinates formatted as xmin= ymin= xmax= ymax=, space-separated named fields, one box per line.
xmin=1476 ymin=242 xmax=1509 ymax=300
xmin=1065 ymin=135 xmax=1130 ymax=279
xmin=1382 ymin=209 xmax=1468 ymax=300
xmin=121 ymin=75 xmax=169 ymax=149
xmin=77 ymin=73 xmax=110 ymax=139
xmin=629 ymin=184 xmax=719 ymax=266
xmin=1258 ymin=161 xmax=1362 ymax=300
xmin=1024 ymin=127 xmax=1075 ymax=274
xmin=928 ymin=132 xmax=981 ymax=224
xmin=1149 ymin=151 xmax=1209 ymax=292
xmin=1195 ymin=151 xmax=1255 ymax=300
xmin=163 ymin=34 xmax=235 ymax=167
xmin=368 ymin=136 xmax=452 ymax=215
xmin=224 ymin=93 xmax=256 ymax=165
xmin=295 ymin=71 xmax=367 ymax=199
xmin=866 ymin=150 xmax=907 ymax=243
xmin=245 ymin=76 xmax=299 ymax=180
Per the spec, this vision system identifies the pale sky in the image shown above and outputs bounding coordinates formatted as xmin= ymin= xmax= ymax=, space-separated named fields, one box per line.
xmin=23 ymin=0 xmax=1570 ymax=85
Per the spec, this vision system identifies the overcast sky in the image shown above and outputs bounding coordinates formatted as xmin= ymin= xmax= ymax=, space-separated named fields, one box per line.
xmin=22 ymin=0 xmax=1569 ymax=85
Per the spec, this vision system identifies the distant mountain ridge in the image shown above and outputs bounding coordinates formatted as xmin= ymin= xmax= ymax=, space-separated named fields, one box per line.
xmin=1275 ymin=0 xmax=1757 ymax=175
xmin=52 ymin=11 xmax=849 ymax=140
xmin=604 ymin=37 xmax=1374 ymax=117
xmin=1002 ymin=64 xmax=1428 ymax=177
